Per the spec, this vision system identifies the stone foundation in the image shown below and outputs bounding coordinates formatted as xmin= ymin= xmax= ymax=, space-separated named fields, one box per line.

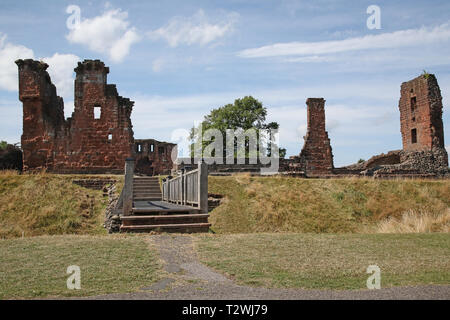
xmin=72 ymin=178 xmax=117 ymax=190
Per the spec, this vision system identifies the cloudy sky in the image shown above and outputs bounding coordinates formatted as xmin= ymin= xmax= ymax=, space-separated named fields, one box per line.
xmin=0 ymin=0 xmax=449 ymax=166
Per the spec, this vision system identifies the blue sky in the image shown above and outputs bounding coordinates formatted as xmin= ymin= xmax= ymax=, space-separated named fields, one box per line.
xmin=0 ymin=0 xmax=449 ymax=166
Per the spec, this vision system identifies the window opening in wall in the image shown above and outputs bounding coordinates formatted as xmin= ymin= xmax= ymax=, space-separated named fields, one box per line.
xmin=411 ymin=128 xmax=417 ymax=144
xmin=108 ymin=134 xmax=112 ymax=141
xmin=94 ymin=105 xmax=101 ymax=119
xmin=410 ymin=97 xmax=417 ymax=112
xmin=137 ymin=144 xmax=143 ymax=153
xmin=150 ymin=144 xmax=154 ymax=152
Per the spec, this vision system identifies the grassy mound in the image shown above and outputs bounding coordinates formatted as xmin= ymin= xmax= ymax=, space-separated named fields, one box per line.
xmin=208 ymin=175 xmax=450 ymax=233
xmin=0 ymin=171 xmax=120 ymax=239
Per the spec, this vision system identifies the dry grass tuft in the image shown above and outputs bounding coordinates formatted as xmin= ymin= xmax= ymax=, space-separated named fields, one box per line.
xmin=369 ymin=208 xmax=450 ymax=233
xmin=0 ymin=172 xmax=122 ymax=239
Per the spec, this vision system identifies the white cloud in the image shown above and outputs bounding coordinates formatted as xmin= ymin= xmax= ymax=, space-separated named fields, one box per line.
xmin=152 ymin=58 xmax=165 ymax=73
xmin=446 ymin=145 xmax=450 ymax=154
xmin=129 ymin=79 xmax=401 ymax=142
xmin=66 ymin=8 xmax=140 ymax=62
xmin=284 ymin=55 xmax=336 ymax=63
xmin=0 ymin=33 xmax=34 ymax=91
xmin=148 ymin=9 xmax=238 ymax=47
xmin=238 ymin=23 xmax=450 ymax=58
xmin=0 ymin=33 xmax=79 ymax=103
xmin=43 ymin=53 xmax=79 ymax=99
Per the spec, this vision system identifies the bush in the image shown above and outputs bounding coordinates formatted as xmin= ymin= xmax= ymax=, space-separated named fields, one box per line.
xmin=0 ymin=143 xmax=23 ymax=171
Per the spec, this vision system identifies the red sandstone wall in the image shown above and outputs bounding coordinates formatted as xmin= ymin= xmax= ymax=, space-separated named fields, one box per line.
xmin=16 ymin=60 xmax=66 ymax=171
xmin=399 ymin=74 xmax=445 ymax=152
xmin=135 ymin=139 xmax=176 ymax=175
xmin=297 ymin=98 xmax=334 ymax=176
xmin=16 ymin=59 xmax=134 ymax=173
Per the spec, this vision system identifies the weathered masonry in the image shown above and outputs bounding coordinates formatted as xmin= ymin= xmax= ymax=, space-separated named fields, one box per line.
xmin=340 ymin=73 xmax=448 ymax=178
xmin=134 ymin=139 xmax=176 ymax=175
xmin=16 ymin=59 xmax=174 ymax=175
xmin=399 ymin=74 xmax=445 ymax=152
xmin=16 ymin=59 xmax=134 ymax=173
xmin=288 ymin=98 xmax=334 ymax=176
xmin=285 ymin=74 xmax=448 ymax=178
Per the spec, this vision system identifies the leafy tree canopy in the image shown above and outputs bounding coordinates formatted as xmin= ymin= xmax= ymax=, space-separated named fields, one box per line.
xmin=190 ymin=96 xmax=286 ymax=158
xmin=0 ymin=141 xmax=7 ymax=150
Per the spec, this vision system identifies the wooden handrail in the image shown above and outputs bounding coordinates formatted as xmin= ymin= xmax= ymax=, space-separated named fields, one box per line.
xmin=122 ymin=157 xmax=135 ymax=216
xmin=162 ymin=162 xmax=208 ymax=213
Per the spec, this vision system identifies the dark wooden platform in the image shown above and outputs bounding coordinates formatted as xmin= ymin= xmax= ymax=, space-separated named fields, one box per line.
xmin=133 ymin=200 xmax=199 ymax=214
xmin=120 ymin=176 xmax=211 ymax=233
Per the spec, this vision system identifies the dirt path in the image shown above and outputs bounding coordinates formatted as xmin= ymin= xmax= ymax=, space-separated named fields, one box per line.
xmin=87 ymin=234 xmax=450 ymax=300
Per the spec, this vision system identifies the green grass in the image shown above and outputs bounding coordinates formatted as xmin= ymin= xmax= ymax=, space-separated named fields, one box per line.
xmin=0 ymin=171 xmax=123 ymax=239
xmin=0 ymin=235 xmax=161 ymax=299
xmin=195 ymin=233 xmax=450 ymax=290
xmin=208 ymin=175 xmax=450 ymax=233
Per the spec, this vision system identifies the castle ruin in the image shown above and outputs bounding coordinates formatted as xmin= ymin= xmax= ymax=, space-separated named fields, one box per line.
xmin=16 ymin=59 xmax=172 ymax=175
xmin=15 ymin=58 xmax=448 ymax=178
xmin=338 ymin=73 xmax=448 ymax=177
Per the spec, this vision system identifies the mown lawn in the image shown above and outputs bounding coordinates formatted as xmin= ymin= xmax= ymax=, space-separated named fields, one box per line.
xmin=195 ymin=233 xmax=450 ymax=290
xmin=0 ymin=235 xmax=161 ymax=299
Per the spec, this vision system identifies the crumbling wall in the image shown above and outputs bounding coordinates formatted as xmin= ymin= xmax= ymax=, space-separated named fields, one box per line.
xmin=395 ymin=74 xmax=448 ymax=173
xmin=16 ymin=60 xmax=65 ymax=171
xmin=340 ymin=73 xmax=448 ymax=178
xmin=399 ymin=74 xmax=445 ymax=151
xmin=135 ymin=139 xmax=176 ymax=175
xmin=16 ymin=59 xmax=134 ymax=173
xmin=344 ymin=150 xmax=402 ymax=171
xmin=289 ymin=98 xmax=334 ymax=176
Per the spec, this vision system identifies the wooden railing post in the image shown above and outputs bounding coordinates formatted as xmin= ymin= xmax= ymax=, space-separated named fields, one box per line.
xmin=123 ymin=157 xmax=135 ymax=216
xmin=181 ymin=169 xmax=185 ymax=205
xmin=198 ymin=162 xmax=208 ymax=213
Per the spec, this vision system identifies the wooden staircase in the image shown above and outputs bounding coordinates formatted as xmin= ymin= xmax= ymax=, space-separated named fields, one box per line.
xmin=133 ymin=177 xmax=162 ymax=201
xmin=119 ymin=176 xmax=211 ymax=233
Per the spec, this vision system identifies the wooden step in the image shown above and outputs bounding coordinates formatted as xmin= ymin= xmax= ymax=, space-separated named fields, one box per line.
xmin=133 ymin=181 xmax=160 ymax=185
xmin=133 ymin=185 xmax=160 ymax=189
xmin=133 ymin=184 xmax=160 ymax=188
xmin=132 ymin=207 xmax=197 ymax=214
xmin=133 ymin=195 xmax=162 ymax=199
xmin=133 ymin=192 xmax=162 ymax=196
xmin=133 ymin=196 xmax=162 ymax=201
xmin=120 ymin=223 xmax=211 ymax=233
xmin=133 ymin=188 xmax=161 ymax=193
xmin=121 ymin=214 xmax=209 ymax=226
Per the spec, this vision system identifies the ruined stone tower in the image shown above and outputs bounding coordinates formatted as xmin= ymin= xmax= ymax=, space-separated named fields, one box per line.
xmin=399 ymin=73 xmax=445 ymax=151
xmin=289 ymin=98 xmax=334 ymax=176
xmin=16 ymin=59 xmax=134 ymax=173
xmin=397 ymin=73 xmax=448 ymax=170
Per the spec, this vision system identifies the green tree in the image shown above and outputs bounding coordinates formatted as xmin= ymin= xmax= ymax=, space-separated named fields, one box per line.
xmin=0 ymin=141 xmax=7 ymax=150
xmin=190 ymin=96 xmax=286 ymax=159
